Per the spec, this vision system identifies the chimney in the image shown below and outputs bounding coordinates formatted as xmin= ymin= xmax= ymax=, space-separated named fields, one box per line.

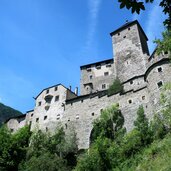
xmin=75 ymin=87 xmax=78 ymax=95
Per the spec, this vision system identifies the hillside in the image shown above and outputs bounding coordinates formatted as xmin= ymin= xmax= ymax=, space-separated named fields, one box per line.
xmin=0 ymin=103 xmax=22 ymax=126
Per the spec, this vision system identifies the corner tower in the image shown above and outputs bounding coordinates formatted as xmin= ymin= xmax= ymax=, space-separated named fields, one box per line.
xmin=110 ymin=20 xmax=149 ymax=82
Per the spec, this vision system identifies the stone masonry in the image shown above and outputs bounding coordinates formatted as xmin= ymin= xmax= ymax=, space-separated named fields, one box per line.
xmin=6 ymin=20 xmax=171 ymax=149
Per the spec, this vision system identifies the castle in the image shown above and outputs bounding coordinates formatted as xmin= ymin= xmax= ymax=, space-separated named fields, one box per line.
xmin=6 ymin=20 xmax=171 ymax=149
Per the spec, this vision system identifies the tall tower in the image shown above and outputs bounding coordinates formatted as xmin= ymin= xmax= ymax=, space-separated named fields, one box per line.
xmin=110 ymin=20 xmax=149 ymax=82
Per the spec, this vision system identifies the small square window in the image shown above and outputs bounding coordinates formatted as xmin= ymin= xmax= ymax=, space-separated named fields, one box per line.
xmin=118 ymin=33 xmax=120 ymax=36
xmin=102 ymin=84 xmax=106 ymax=89
xmin=130 ymin=80 xmax=133 ymax=84
xmin=100 ymin=109 xmax=103 ymax=113
xmin=76 ymin=114 xmax=79 ymax=119
xmin=106 ymin=64 xmax=111 ymax=68
xmin=81 ymin=100 xmax=83 ymax=103
xmin=128 ymin=99 xmax=132 ymax=104
xmin=55 ymin=96 xmax=59 ymax=102
xmin=90 ymin=75 xmax=93 ymax=79
xmin=36 ymin=118 xmax=39 ymax=122
xmin=123 ymin=36 xmax=126 ymax=38
xmin=96 ymin=64 xmax=101 ymax=69
xmin=46 ymin=89 xmax=49 ymax=94
xmin=128 ymin=27 xmax=130 ymax=30
xmin=158 ymin=67 xmax=162 ymax=72
xmin=38 ymin=102 xmax=41 ymax=106
xmin=57 ymin=117 xmax=60 ymax=120
xmin=104 ymin=72 xmax=109 ymax=76
xmin=54 ymin=87 xmax=58 ymax=91
xmin=44 ymin=116 xmax=47 ymax=120
xmin=142 ymin=96 xmax=145 ymax=100
xmin=157 ymin=81 xmax=163 ymax=88
xmin=31 ymin=113 xmax=34 ymax=117
xmin=92 ymin=113 xmax=94 ymax=116
xmin=87 ymin=68 xmax=91 ymax=72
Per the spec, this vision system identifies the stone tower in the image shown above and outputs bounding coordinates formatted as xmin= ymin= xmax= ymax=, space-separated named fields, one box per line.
xmin=110 ymin=20 xmax=149 ymax=82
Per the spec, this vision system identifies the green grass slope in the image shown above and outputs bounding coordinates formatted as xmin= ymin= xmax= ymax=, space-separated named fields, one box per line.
xmin=122 ymin=134 xmax=171 ymax=171
xmin=0 ymin=103 xmax=22 ymax=126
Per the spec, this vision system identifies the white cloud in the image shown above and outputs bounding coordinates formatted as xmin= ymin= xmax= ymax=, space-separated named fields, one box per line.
xmin=145 ymin=0 xmax=166 ymax=54
xmin=84 ymin=0 xmax=102 ymax=52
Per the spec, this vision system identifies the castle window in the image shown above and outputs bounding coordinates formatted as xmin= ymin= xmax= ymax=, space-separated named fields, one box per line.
xmin=96 ymin=64 xmax=101 ymax=69
xmin=36 ymin=118 xmax=39 ymax=122
xmin=104 ymin=72 xmax=109 ymax=76
xmin=10 ymin=129 xmax=14 ymax=132
xmin=29 ymin=121 xmax=32 ymax=126
xmin=130 ymin=80 xmax=133 ymax=84
xmin=102 ymin=84 xmax=106 ymax=89
xmin=87 ymin=68 xmax=91 ymax=72
xmin=118 ymin=32 xmax=120 ymax=36
xmin=157 ymin=81 xmax=163 ymax=88
xmin=46 ymin=89 xmax=49 ymax=94
xmin=128 ymin=27 xmax=130 ymax=30
xmin=46 ymin=127 xmax=48 ymax=132
xmin=81 ymin=100 xmax=84 ymax=103
xmin=55 ymin=96 xmax=59 ymax=102
xmin=45 ymin=95 xmax=53 ymax=104
xmin=71 ymin=102 xmax=73 ymax=106
xmin=65 ymin=123 xmax=67 ymax=129
xmin=158 ymin=67 xmax=162 ymax=72
xmin=142 ymin=96 xmax=145 ymax=100
xmin=92 ymin=113 xmax=94 ymax=116
xmin=54 ymin=87 xmax=58 ymax=91
xmin=76 ymin=114 xmax=79 ymax=119
xmin=106 ymin=64 xmax=111 ymax=68
xmin=100 ymin=109 xmax=103 ymax=113
xmin=123 ymin=36 xmax=126 ymax=38
xmin=38 ymin=101 xmax=41 ymax=106
xmin=164 ymin=51 xmax=168 ymax=54
xmin=90 ymin=75 xmax=93 ymax=79
xmin=44 ymin=116 xmax=47 ymax=120
xmin=128 ymin=99 xmax=132 ymax=104
xmin=31 ymin=113 xmax=34 ymax=117
xmin=68 ymin=118 xmax=70 ymax=122
xmin=57 ymin=114 xmax=60 ymax=120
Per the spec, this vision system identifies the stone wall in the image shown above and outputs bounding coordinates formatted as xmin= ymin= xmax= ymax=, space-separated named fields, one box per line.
xmin=80 ymin=59 xmax=115 ymax=95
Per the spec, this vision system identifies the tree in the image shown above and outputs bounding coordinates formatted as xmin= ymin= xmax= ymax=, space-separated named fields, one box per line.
xmin=134 ymin=105 xmax=151 ymax=145
xmin=108 ymin=78 xmax=124 ymax=96
xmin=118 ymin=0 xmax=171 ymax=29
xmin=0 ymin=125 xmax=31 ymax=171
xmin=90 ymin=104 xmax=125 ymax=143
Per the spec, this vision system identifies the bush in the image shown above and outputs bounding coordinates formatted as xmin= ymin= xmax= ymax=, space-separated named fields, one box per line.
xmin=108 ymin=77 xmax=123 ymax=96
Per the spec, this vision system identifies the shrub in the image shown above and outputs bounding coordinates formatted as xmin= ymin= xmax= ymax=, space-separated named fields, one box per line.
xmin=108 ymin=77 xmax=123 ymax=95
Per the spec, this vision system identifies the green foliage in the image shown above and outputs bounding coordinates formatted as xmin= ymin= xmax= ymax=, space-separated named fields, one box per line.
xmin=0 ymin=125 xmax=31 ymax=171
xmin=0 ymin=103 xmax=22 ymax=127
xmin=20 ymin=127 xmax=78 ymax=171
xmin=90 ymin=104 xmax=125 ymax=143
xmin=118 ymin=0 xmax=171 ymax=29
xmin=108 ymin=78 xmax=123 ymax=95
xmin=134 ymin=105 xmax=151 ymax=145
xmin=154 ymin=30 xmax=171 ymax=59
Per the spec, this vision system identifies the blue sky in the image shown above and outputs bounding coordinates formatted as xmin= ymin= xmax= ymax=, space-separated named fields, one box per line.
xmin=0 ymin=0 xmax=166 ymax=113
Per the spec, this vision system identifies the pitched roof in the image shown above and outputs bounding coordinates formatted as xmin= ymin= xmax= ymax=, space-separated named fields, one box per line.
xmin=34 ymin=84 xmax=77 ymax=100
xmin=110 ymin=20 xmax=148 ymax=41
xmin=80 ymin=58 xmax=113 ymax=69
